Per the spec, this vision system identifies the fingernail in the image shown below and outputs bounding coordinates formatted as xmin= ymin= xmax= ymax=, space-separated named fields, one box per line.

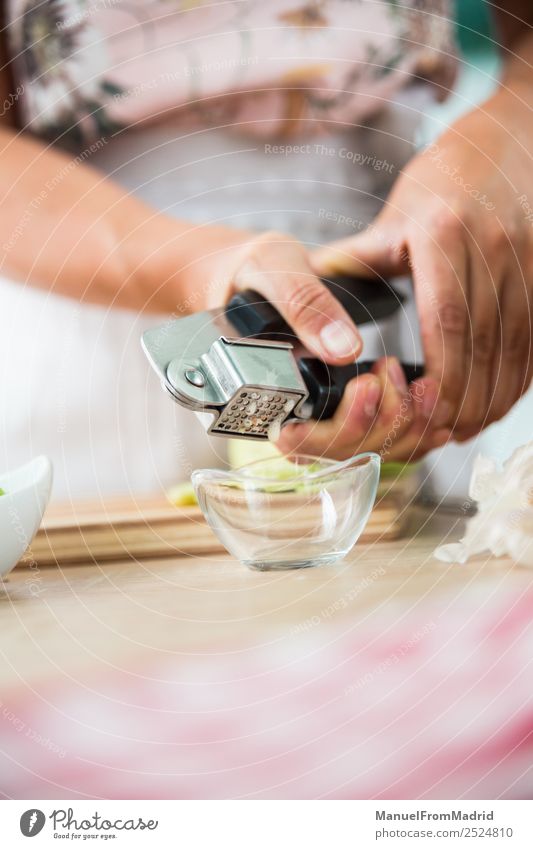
xmin=388 ymin=358 xmax=408 ymax=395
xmin=420 ymin=383 xmax=452 ymax=426
xmin=421 ymin=382 xmax=438 ymax=419
xmin=276 ymin=422 xmax=311 ymax=448
xmin=320 ymin=321 xmax=361 ymax=359
xmin=433 ymin=399 xmax=453 ymax=428
xmin=364 ymin=378 xmax=381 ymax=418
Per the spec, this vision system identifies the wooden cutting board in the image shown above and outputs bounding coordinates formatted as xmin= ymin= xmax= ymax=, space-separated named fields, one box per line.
xmin=28 ymin=495 xmax=407 ymax=567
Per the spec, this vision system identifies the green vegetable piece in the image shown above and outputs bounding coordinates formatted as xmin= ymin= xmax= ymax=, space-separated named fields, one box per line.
xmin=167 ymin=482 xmax=198 ymax=507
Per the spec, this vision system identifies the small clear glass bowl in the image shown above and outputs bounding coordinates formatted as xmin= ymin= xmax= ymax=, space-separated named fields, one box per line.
xmin=192 ymin=452 xmax=380 ymax=571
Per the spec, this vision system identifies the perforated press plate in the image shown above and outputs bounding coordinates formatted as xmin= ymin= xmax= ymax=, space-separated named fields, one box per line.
xmin=209 ymin=388 xmax=304 ymax=439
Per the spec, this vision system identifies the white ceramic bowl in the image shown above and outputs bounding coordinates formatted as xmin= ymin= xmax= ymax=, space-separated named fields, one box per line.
xmin=0 ymin=456 xmax=53 ymax=579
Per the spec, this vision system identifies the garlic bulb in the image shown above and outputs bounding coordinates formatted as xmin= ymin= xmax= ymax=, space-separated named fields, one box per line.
xmin=434 ymin=442 xmax=533 ymax=568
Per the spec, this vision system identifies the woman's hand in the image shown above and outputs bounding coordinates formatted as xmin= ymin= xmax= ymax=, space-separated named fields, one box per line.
xmin=206 ymin=230 xmax=363 ymax=364
xmin=196 ymin=230 xmax=450 ymax=461
xmin=311 ymin=87 xmax=533 ymax=446
xmin=276 ymin=356 xmax=451 ymax=462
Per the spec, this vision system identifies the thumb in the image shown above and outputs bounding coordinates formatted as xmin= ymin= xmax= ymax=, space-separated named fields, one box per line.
xmin=233 ymin=231 xmax=363 ymax=365
xmin=311 ymin=219 xmax=409 ymax=280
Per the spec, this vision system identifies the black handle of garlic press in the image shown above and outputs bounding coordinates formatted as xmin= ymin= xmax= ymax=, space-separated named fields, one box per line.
xmin=299 ymin=358 xmax=425 ymax=421
xmin=226 ymin=274 xmax=407 ymax=338
xmin=225 ymin=276 xmax=424 ymax=421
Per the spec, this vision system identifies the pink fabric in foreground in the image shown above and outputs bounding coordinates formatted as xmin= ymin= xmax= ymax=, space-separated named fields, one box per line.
xmin=1 ymin=586 xmax=532 ymax=799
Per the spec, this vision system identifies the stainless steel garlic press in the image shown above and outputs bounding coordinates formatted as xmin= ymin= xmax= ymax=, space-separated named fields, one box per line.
xmin=141 ymin=276 xmax=424 ymax=440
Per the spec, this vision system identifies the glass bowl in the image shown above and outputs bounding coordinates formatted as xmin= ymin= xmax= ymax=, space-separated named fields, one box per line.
xmin=192 ymin=452 xmax=380 ymax=571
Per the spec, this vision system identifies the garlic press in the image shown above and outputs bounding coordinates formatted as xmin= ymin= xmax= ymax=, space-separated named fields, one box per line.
xmin=141 ymin=276 xmax=424 ymax=440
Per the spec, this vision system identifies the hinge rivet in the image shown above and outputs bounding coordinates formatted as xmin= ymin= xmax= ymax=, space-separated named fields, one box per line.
xmin=185 ymin=368 xmax=205 ymax=388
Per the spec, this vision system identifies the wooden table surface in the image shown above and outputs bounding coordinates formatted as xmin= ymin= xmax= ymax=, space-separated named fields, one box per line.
xmin=2 ymin=504 xmax=533 ymax=800
xmin=1 ymin=505 xmax=531 ymax=694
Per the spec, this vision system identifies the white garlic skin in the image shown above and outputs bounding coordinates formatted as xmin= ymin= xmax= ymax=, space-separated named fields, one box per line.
xmin=434 ymin=442 xmax=533 ymax=568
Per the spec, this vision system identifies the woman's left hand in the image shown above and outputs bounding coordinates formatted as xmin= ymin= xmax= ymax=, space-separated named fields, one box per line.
xmin=279 ymin=88 xmax=533 ymax=460
xmin=276 ymin=355 xmax=451 ymax=462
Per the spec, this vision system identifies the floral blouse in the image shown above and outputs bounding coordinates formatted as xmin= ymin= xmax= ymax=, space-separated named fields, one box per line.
xmin=5 ymin=0 xmax=457 ymax=146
